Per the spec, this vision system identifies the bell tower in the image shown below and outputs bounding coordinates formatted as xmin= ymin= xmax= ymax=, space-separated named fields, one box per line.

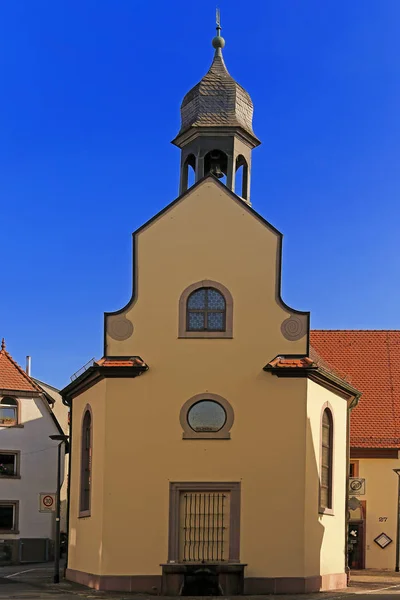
xmin=172 ymin=12 xmax=260 ymax=204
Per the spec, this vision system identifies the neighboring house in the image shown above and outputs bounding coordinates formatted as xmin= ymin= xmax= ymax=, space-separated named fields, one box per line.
xmin=33 ymin=378 xmax=69 ymax=533
xmin=311 ymin=330 xmax=400 ymax=571
xmin=0 ymin=339 xmax=66 ymax=564
xmin=61 ymin=26 xmax=361 ymax=595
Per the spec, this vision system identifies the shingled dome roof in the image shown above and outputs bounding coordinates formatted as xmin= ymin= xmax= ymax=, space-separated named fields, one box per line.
xmin=178 ymin=43 xmax=256 ymax=138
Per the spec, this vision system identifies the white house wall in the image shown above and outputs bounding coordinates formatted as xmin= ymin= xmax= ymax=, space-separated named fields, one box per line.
xmin=0 ymin=396 xmax=65 ymax=542
xmin=32 ymin=379 xmax=69 ymax=531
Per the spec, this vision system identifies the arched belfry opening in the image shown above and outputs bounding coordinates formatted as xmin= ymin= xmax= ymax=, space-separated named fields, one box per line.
xmin=172 ymin=17 xmax=260 ymax=204
xmin=181 ymin=153 xmax=196 ymax=192
xmin=204 ymin=150 xmax=228 ymax=182
xmin=235 ymin=155 xmax=249 ymax=201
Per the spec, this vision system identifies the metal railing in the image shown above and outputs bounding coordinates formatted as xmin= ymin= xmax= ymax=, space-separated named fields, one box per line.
xmin=182 ymin=493 xmax=226 ymax=562
xmin=70 ymin=358 xmax=96 ymax=382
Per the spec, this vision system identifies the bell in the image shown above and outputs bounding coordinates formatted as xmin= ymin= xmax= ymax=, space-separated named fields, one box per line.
xmin=211 ymin=163 xmax=224 ymax=179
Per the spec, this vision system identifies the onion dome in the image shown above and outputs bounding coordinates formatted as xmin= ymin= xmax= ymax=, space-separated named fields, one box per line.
xmin=177 ymin=23 xmax=257 ymax=140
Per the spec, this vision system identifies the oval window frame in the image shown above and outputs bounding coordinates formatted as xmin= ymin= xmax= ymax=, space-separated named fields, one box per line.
xmin=180 ymin=393 xmax=234 ymax=439
xmin=187 ymin=399 xmax=227 ymax=433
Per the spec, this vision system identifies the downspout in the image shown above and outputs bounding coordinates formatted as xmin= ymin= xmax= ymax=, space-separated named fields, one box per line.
xmin=345 ymin=406 xmax=351 ymax=584
xmin=346 ymin=395 xmax=360 ymax=584
xmin=63 ymin=395 xmax=72 ymax=578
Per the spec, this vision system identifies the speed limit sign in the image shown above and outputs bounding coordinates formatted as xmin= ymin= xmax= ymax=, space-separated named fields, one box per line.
xmin=39 ymin=493 xmax=56 ymax=512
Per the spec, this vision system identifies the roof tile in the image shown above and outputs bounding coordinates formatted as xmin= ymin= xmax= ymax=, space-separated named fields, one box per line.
xmin=311 ymin=330 xmax=400 ymax=448
xmin=95 ymin=357 xmax=146 ymax=368
xmin=0 ymin=341 xmax=42 ymax=393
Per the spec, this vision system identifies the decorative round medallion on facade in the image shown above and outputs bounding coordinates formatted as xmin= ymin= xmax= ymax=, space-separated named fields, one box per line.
xmin=107 ymin=315 xmax=134 ymax=341
xmin=281 ymin=315 xmax=307 ymax=341
xmin=180 ymin=393 xmax=234 ymax=439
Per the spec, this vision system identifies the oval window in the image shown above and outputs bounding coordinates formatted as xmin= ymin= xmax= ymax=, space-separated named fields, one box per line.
xmin=187 ymin=400 xmax=227 ymax=432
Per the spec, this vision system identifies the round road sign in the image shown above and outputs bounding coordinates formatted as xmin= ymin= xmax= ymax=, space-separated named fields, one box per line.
xmin=43 ymin=495 xmax=54 ymax=508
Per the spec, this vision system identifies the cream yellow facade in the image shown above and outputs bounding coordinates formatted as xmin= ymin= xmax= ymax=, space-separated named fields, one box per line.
xmin=64 ymin=179 xmax=356 ymax=594
xmin=305 ymin=381 xmax=348 ymax=578
xmin=349 ymin=457 xmax=400 ymax=569
xmin=68 ymin=380 xmax=107 ymax=577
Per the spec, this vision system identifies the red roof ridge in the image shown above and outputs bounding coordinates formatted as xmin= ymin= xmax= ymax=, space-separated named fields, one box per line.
xmin=95 ymin=357 xmax=147 ymax=368
xmin=267 ymin=356 xmax=315 ymax=369
xmin=0 ymin=345 xmax=42 ymax=393
xmin=311 ymin=329 xmax=400 ymax=332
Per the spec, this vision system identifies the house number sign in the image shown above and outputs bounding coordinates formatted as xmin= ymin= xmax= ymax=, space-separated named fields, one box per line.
xmin=379 ymin=517 xmax=388 ymax=522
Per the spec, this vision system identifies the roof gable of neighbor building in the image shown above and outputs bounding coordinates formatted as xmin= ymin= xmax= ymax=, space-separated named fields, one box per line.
xmin=33 ymin=377 xmax=69 ymax=434
xmin=0 ymin=339 xmax=66 ymax=436
xmin=0 ymin=339 xmax=42 ymax=393
xmin=311 ymin=330 xmax=400 ymax=449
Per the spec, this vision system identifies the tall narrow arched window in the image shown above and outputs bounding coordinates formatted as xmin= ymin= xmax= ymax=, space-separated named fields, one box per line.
xmin=187 ymin=288 xmax=226 ymax=332
xmin=80 ymin=408 xmax=92 ymax=517
xmin=320 ymin=407 xmax=333 ymax=512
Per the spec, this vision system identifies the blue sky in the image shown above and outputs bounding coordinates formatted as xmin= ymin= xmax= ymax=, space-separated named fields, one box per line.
xmin=1 ymin=0 xmax=400 ymax=388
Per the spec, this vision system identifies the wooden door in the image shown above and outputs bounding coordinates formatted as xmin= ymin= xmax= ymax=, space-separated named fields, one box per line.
xmin=348 ymin=521 xmax=364 ymax=569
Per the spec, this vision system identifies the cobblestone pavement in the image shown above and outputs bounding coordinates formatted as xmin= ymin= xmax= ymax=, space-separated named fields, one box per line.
xmin=1 ymin=565 xmax=400 ymax=600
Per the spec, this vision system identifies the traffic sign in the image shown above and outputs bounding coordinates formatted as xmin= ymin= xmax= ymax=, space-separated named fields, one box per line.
xmin=39 ymin=493 xmax=56 ymax=512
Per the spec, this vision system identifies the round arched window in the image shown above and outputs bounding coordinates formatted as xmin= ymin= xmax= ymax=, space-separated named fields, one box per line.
xmin=187 ymin=400 xmax=227 ymax=433
xmin=180 ymin=393 xmax=234 ymax=439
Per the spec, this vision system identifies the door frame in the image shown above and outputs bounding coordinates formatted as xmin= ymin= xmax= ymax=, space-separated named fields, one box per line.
xmin=349 ymin=500 xmax=366 ymax=570
xmin=168 ymin=481 xmax=241 ymax=563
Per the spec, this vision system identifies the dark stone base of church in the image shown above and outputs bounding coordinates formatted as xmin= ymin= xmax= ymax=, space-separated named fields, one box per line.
xmin=244 ymin=573 xmax=347 ymax=594
xmin=66 ymin=567 xmax=346 ymax=595
xmin=162 ymin=563 xmax=246 ymax=595
xmin=66 ymin=568 xmax=162 ymax=594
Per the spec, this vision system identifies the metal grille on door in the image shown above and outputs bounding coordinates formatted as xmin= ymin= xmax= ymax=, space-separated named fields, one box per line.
xmin=179 ymin=492 xmax=230 ymax=562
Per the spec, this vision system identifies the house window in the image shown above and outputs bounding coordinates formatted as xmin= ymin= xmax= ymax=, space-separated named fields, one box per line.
xmin=80 ymin=408 xmax=92 ymax=517
xmin=0 ymin=397 xmax=18 ymax=426
xmin=0 ymin=452 xmax=20 ymax=478
xmin=187 ymin=400 xmax=226 ymax=433
xmin=320 ymin=407 xmax=334 ymax=512
xmin=178 ymin=280 xmax=233 ymax=339
xmin=187 ymin=288 xmax=226 ymax=332
xmin=180 ymin=393 xmax=234 ymax=439
xmin=350 ymin=460 xmax=359 ymax=478
xmin=0 ymin=501 xmax=19 ymax=533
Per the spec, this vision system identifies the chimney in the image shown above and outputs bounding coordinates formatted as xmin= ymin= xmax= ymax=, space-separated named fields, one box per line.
xmin=26 ymin=356 xmax=31 ymax=377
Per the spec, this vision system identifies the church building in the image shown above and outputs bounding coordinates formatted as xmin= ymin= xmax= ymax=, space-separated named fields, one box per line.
xmin=62 ymin=23 xmax=361 ymax=595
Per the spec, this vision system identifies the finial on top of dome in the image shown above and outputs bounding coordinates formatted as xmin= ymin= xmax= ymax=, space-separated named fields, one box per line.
xmin=1 ymin=338 xmax=5 ymax=351
xmin=212 ymin=8 xmax=225 ymax=55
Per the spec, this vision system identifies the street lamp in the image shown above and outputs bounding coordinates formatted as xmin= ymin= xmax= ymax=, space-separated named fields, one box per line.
xmin=393 ymin=469 xmax=400 ymax=572
xmin=49 ymin=434 xmax=69 ymax=583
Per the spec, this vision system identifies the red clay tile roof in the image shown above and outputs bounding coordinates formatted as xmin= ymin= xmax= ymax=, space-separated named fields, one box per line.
xmin=0 ymin=339 xmax=42 ymax=393
xmin=95 ymin=357 xmax=147 ymax=368
xmin=267 ymin=356 xmax=316 ymax=369
xmin=311 ymin=330 xmax=400 ymax=449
